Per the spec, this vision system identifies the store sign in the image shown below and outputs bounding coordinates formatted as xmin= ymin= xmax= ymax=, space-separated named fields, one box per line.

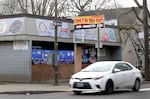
xmin=13 ymin=41 xmax=28 ymax=50
xmin=53 ymin=21 xmax=62 ymax=26
xmin=74 ymin=15 xmax=104 ymax=25
xmin=138 ymin=32 xmax=144 ymax=39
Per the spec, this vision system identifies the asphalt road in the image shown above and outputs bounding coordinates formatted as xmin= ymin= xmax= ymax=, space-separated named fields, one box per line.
xmin=0 ymin=91 xmax=150 ymax=99
xmin=0 ymin=84 xmax=150 ymax=99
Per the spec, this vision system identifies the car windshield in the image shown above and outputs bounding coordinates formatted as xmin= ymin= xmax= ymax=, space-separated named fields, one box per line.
xmin=82 ymin=62 xmax=114 ymax=72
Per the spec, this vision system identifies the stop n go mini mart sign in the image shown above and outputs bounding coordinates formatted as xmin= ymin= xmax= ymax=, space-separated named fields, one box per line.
xmin=74 ymin=15 xmax=104 ymax=25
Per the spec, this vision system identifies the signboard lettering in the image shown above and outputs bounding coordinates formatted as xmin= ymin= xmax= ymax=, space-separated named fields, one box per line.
xmin=74 ymin=15 xmax=104 ymax=25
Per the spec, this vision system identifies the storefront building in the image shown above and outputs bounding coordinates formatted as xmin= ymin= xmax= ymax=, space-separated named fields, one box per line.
xmin=0 ymin=14 xmax=121 ymax=82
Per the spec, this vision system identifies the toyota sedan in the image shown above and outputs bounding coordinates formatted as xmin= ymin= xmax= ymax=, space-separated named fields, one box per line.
xmin=69 ymin=61 xmax=142 ymax=94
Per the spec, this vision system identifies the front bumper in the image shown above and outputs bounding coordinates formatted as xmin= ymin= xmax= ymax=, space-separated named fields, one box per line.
xmin=69 ymin=78 xmax=105 ymax=92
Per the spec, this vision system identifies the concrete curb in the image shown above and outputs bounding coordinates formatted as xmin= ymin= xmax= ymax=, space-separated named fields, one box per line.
xmin=0 ymin=91 xmax=68 ymax=94
xmin=142 ymin=81 xmax=150 ymax=84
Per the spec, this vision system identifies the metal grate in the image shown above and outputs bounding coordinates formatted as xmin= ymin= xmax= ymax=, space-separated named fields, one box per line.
xmin=73 ymin=82 xmax=92 ymax=89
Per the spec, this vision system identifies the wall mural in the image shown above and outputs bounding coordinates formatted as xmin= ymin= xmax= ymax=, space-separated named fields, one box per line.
xmin=75 ymin=28 xmax=117 ymax=42
xmin=100 ymin=28 xmax=117 ymax=42
xmin=82 ymin=48 xmax=97 ymax=64
xmin=35 ymin=19 xmax=71 ymax=38
xmin=0 ymin=18 xmax=117 ymax=42
xmin=75 ymin=29 xmax=97 ymax=40
xmin=0 ymin=18 xmax=24 ymax=35
xmin=32 ymin=48 xmax=97 ymax=64
xmin=32 ymin=49 xmax=74 ymax=64
xmin=35 ymin=19 xmax=117 ymax=42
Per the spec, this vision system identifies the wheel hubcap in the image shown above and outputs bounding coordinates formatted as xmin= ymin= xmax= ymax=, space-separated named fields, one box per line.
xmin=135 ymin=80 xmax=140 ymax=89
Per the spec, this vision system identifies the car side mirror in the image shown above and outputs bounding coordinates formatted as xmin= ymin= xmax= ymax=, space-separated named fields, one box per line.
xmin=113 ymin=68 xmax=121 ymax=73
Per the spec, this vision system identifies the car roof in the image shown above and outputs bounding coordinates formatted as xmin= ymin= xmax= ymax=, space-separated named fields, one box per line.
xmin=94 ymin=61 xmax=130 ymax=65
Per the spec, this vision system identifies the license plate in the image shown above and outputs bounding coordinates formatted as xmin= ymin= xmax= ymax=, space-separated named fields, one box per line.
xmin=76 ymin=82 xmax=84 ymax=87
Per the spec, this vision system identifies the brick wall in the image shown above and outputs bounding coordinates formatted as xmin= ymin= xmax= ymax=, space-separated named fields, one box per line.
xmin=32 ymin=64 xmax=74 ymax=82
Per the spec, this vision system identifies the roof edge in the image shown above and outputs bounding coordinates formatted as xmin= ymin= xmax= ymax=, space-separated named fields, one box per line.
xmin=0 ymin=13 xmax=73 ymax=22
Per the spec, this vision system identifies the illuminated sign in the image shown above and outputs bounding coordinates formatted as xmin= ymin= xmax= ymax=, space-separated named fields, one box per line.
xmin=74 ymin=15 xmax=104 ymax=25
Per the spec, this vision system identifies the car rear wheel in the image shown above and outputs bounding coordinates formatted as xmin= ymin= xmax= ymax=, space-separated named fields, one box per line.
xmin=132 ymin=79 xmax=140 ymax=91
xmin=104 ymin=80 xmax=113 ymax=94
xmin=73 ymin=91 xmax=82 ymax=95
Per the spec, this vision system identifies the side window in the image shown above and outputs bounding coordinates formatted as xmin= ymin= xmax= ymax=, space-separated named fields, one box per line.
xmin=115 ymin=63 xmax=124 ymax=71
xmin=115 ymin=63 xmax=133 ymax=71
xmin=122 ymin=63 xmax=133 ymax=71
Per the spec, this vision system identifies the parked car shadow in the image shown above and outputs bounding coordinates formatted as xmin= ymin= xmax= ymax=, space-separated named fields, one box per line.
xmin=72 ymin=90 xmax=140 ymax=96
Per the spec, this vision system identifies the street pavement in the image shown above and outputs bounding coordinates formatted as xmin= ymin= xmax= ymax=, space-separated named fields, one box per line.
xmin=0 ymin=82 xmax=71 ymax=94
xmin=0 ymin=81 xmax=150 ymax=94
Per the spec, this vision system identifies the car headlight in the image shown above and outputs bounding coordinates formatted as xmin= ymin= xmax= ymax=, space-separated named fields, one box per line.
xmin=93 ymin=76 xmax=104 ymax=80
xmin=70 ymin=77 xmax=75 ymax=80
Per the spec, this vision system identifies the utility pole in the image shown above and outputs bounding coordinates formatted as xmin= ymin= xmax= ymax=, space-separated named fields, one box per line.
xmin=97 ymin=24 xmax=104 ymax=61
xmin=143 ymin=0 xmax=150 ymax=81
xmin=54 ymin=0 xmax=58 ymax=84
xmin=97 ymin=25 xmax=100 ymax=61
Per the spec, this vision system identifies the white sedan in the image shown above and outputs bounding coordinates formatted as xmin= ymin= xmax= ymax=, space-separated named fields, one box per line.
xmin=69 ymin=61 xmax=143 ymax=94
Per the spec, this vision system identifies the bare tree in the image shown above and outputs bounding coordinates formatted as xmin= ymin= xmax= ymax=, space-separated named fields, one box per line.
xmin=16 ymin=0 xmax=67 ymax=16
xmin=121 ymin=0 xmax=150 ymax=53
xmin=134 ymin=0 xmax=150 ymax=20
xmin=0 ymin=0 xmax=20 ymax=15
xmin=0 ymin=0 xmax=67 ymax=17
xmin=118 ymin=0 xmax=150 ymax=68
xmin=65 ymin=0 xmax=112 ymax=16
xmin=0 ymin=0 xmax=118 ymax=17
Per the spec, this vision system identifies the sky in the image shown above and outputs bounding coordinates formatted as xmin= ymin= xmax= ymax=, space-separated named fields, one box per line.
xmin=117 ymin=0 xmax=149 ymax=8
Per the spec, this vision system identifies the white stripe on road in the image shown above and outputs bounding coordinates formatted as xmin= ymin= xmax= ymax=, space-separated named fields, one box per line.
xmin=140 ymin=88 xmax=150 ymax=91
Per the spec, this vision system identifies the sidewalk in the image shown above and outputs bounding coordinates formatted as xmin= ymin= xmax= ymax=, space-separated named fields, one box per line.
xmin=0 ymin=82 xmax=71 ymax=94
xmin=0 ymin=81 xmax=150 ymax=94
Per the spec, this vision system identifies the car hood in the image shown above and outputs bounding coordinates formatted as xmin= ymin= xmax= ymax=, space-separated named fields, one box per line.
xmin=72 ymin=71 xmax=109 ymax=79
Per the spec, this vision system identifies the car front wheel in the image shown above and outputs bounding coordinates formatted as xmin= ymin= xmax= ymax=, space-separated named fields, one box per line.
xmin=104 ymin=80 xmax=114 ymax=94
xmin=132 ymin=79 xmax=140 ymax=91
